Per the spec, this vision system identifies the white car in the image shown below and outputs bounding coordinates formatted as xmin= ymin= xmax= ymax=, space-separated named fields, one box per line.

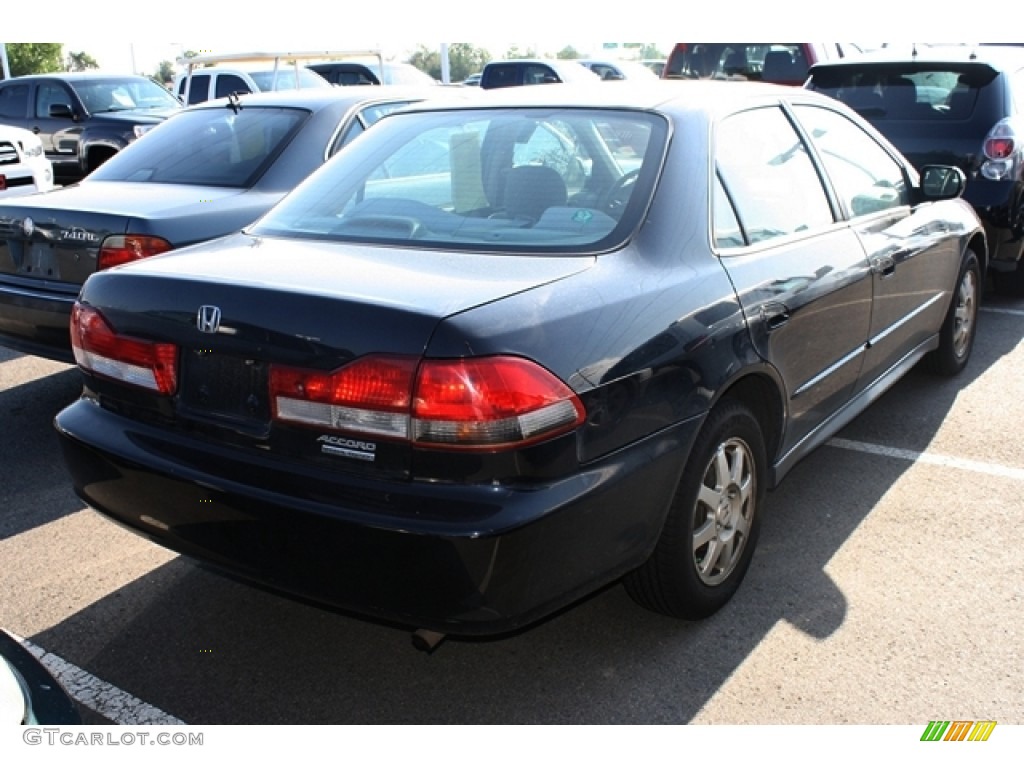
xmin=0 ymin=125 xmax=54 ymax=198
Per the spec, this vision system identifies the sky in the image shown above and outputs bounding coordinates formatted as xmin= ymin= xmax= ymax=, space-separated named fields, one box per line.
xmin=5 ymin=0 xmax=1009 ymax=77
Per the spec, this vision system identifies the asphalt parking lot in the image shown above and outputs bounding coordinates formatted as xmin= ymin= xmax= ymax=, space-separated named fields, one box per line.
xmin=1 ymin=289 xmax=1022 ymax=725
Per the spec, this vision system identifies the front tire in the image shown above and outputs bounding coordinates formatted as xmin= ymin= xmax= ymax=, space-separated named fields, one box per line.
xmin=926 ymin=249 xmax=980 ymax=376
xmin=625 ymin=400 xmax=766 ymax=620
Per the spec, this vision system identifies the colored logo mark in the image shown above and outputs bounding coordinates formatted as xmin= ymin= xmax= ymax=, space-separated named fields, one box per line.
xmin=921 ymin=720 xmax=997 ymax=742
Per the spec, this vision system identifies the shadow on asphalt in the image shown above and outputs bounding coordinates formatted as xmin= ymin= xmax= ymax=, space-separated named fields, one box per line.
xmin=0 ymin=365 xmax=83 ymax=540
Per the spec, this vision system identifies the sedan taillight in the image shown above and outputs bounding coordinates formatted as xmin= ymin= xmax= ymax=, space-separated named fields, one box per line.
xmin=70 ymin=303 xmax=178 ymax=395
xmin=270 ymin=355 xmax=585 ymax=450
xmin=98 ymin=235 xmax=174 ymax=270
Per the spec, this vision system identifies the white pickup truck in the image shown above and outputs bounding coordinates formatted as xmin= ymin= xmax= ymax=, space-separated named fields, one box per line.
xmin=0 ymin=124 xmax=55 ymax=198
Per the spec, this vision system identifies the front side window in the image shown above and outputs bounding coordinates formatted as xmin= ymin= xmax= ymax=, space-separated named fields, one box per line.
xmin=73 ymin=78 xmax=180 ymax=113
xmin=35 ymin=83 xmax=74 ymax=118
xmin=252 ymin=108 xmax=668 ymax=253
xmin=715 ymin=107 xmax=834 ymax=245
xmin=87 ymin=106 xmax=308 ymax=187
xmin=793 ymin=105 xmax=908 ymax=217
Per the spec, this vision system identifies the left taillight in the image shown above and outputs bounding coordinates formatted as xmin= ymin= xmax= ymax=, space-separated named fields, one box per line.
xmin=70 ymin=303 xmax=178 ymax=395
xmin=98 ymin=235 xmax=173 ymax=270
xmin=270 ymin=354 xmax=585 ymax=450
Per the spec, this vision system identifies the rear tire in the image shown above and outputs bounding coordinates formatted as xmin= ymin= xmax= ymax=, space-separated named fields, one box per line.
xmin=926 ymin=249 xmax=980 ymax=376
xmin=625 ymin=400 xmax=766 ymax=620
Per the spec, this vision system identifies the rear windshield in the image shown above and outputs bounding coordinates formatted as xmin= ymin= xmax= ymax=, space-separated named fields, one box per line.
xmin=664 ymin=44 xmax=808 ymax=82
xmin=87 ymin=106 xmax=308 ymax=187
xmin=251 ymin=107 xmax=668 ymax=254
xmin=808 ymin=64 xmax=999 ymax=121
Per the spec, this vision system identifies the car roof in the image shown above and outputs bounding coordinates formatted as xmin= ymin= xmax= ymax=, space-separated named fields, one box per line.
xmin=397 ymin=79 xmax=838 ymax=116
xmin=7 ymin=72 xmax=154 ymax=82
xmin=809 ymin=44 xmax=1024 ymax=71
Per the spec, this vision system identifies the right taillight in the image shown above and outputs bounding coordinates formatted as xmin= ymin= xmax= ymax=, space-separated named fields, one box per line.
xmin=270 ymin=354 xmax=585 ymax=450
xmin=70 ymin=303 xmax=178 ymax=395
xmin=981 ymin=118 xmax=1020 ymax=180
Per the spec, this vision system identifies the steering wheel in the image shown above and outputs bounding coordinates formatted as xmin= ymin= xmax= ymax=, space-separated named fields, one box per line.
xmin=601 ymin=169 xmax=640 ymax=214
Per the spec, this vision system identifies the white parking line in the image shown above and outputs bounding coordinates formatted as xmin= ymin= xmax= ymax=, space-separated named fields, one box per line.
xmin=13 ymin=634 xmax=185 ymax=725
xmin=827 ymin=437 xmax=1024 ymax=482
xmin=981 ymin=306 xmax=1024 ymax=317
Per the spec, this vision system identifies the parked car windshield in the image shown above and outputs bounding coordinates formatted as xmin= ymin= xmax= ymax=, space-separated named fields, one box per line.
xmin=86 ymin=106 xmax=308 ymax=187
xmin=808 ymin=63 xmax=1000 ymax=120
xmin=251 ymin=107 xmax=667 ymax=253
xmin=74 ymin=77 xmax=181 ymax=112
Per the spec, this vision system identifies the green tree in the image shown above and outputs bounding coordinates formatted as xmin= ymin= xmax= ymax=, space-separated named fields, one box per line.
xmin=155 ymin=60 xmax=176 ymax=85
xmin=406 ymin=44 xmax=490 ymax=83
xmin=445 ymin=43 xmax=491 ymax=81
xmin=639 ymin=44 xmax=666 ymax=60
xmin=407 ymin=45 xmax=440 ymax=79
xmin=504 ymin=45 xmax=538 ymax=60
xmin=5 ymin=43 xmax=63 ymax=76
xmin=556 ymin=46 xmax=580 ymax=60
xmin=65 ymin=51 xmax=99 ymax=71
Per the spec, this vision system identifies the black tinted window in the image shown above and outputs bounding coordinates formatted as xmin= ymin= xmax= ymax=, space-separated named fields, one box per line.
xmin=215 ymin=75 xmax=252 ymax=98
xmin=0 ymin=84 xmax=29 ymax=118
xmin=809 ymin=65 xmax=999 ymax=121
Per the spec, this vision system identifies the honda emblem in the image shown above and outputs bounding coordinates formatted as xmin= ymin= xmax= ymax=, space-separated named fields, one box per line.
xmin=196 ymin=305 xmax=222 ymax=334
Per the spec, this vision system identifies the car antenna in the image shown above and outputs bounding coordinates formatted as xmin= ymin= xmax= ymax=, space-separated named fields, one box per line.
xmin=912 ymin=43 xmax=918 ymax=58
xmin=226 ymin=91 xmax=242 ymax=114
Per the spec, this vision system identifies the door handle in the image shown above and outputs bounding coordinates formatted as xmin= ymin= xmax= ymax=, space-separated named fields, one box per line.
xmin=761 ymin=302 xmax=790 ymax=331
xmin=871 ymin=255 xmax=895 ymax=277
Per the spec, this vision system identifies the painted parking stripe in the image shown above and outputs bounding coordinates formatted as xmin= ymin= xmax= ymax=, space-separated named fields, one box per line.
xmin=13 ymin=634 xmax=185 ymax=725
xmin=980 ymin=306 xmax=1024 ymax=317
xmin=827 ymin=438 xmax=1024 ymax=482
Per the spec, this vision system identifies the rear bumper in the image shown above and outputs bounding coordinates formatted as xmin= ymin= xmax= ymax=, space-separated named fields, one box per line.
xmin=55 ymin=397 xmax=700 ymax=636
xmin=0 ymin=281 xmax=76 ymax=363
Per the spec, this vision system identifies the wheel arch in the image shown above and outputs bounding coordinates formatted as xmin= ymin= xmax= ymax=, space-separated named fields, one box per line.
xmin=708 ymin=368 xmax=786 ymax=483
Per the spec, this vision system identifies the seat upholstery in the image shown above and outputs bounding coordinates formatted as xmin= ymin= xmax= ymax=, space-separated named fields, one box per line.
xmin=503 ymin=165 xmax=568 ymax=222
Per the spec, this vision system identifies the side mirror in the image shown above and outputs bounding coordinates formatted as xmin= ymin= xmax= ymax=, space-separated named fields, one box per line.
xmin=920 ymin=165 xmax=966 ymax=200
xmin=48 ymin=103 xmax=75 ymax=120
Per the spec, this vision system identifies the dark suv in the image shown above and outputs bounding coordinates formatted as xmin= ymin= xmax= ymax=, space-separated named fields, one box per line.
xmin=806 ymin=45 xmax=1024 ymax=294
xmin=0 ymin=73 xmax=181 ymax=183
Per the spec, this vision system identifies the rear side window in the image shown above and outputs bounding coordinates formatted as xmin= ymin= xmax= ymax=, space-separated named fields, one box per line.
xmin=180 ymin=74 xmax=210 ymax=105
xmin=715 ymin=106 xmax=834 ymax=245
xmin=0 ymin=84 xmax=29 ymax=118
xmin=808 ymin=65 xmax=999 ymax=121
xmin=483 ymin=65 xmax=520 ymax=88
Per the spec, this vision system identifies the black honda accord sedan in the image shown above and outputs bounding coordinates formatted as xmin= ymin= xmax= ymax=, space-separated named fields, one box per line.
xmin=54 ymin=82 xmax=985 ymax=643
